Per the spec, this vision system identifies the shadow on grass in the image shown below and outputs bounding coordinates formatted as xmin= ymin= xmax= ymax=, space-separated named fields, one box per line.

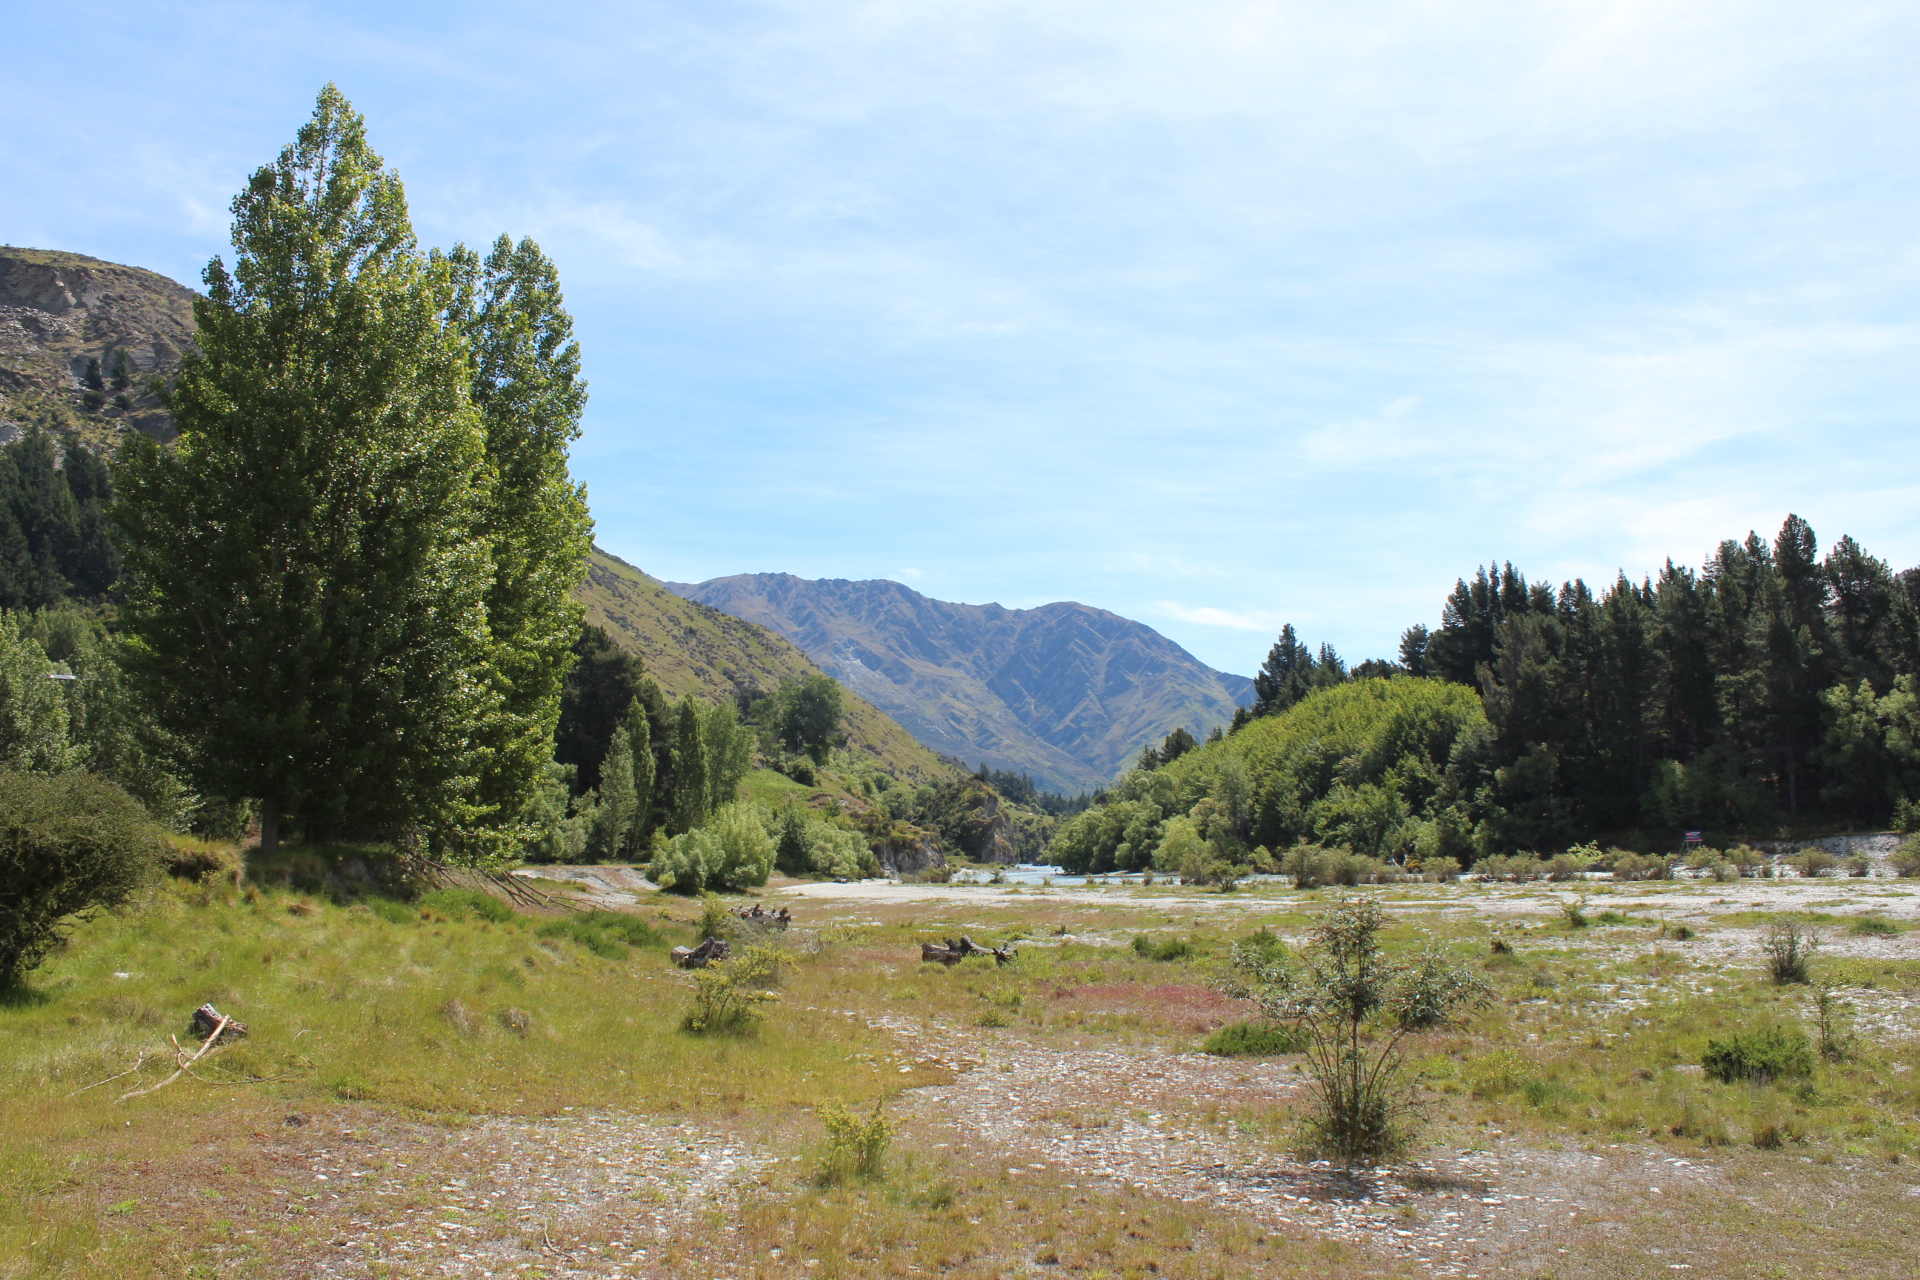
xmin=0 ymin=982 xmax=56 ymax=1009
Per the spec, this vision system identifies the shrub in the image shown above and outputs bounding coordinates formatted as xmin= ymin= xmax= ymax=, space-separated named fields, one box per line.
xmin=1607 ymin=850 xmax=1669 ymax=881
xmin=1226 ymin=897 xmax=1491 ymax=1165
xmin=1702 ymin=1026 xmax=1815 ymax=1084
xmin=1889 ymin=835 xmax=1920 ymax=878
xmin=1791 ymin=848 xmax=1838 ymax=878
xmin=653 ymin=803 xmax=775 ymax=893
xmin=815 ymin=1101 xmax=895 ymax=1184
xmin=1132 ymin=934 xmax=1196 ymax=962
xmin=1844 ymin=854 xmax=1872 ymax=878
xmin=1558 ymin=897 xmax=1589 ymax=928
xmin=1814 ymin=983 xmax=1854 ymax=1063
xmin=1475 ymin=853 xmax=1544 ymax=882
xmin=0 ymin=769 xmax=162 ymax=987
xmin=1203 ymin=1020 xmax=1308 ymax=1056
xmin=1724 ymin=844 xmax=1766 ymax=877
xmin=682 ymin=944 xmax=780 ymax=1035
xmin=1760 ymin=919 xmax=1820 ymax=985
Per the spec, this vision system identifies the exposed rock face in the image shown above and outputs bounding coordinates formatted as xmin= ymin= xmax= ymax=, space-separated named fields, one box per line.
xmin=664 ymin=574 xmax=1255 ymax=794
xmin=0 ymin=247 xmax=198 ymax=442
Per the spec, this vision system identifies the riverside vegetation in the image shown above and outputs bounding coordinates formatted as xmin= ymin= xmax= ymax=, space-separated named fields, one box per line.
xmin=5 ymin=852 xmax=1919 ymax=1277
xmin=5 ymin=84 xmax=1920 ymax=1280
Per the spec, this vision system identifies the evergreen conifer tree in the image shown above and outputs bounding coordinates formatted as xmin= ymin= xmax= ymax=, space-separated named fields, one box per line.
xmin=1252 ymin=624 xmax=1316 ymax=717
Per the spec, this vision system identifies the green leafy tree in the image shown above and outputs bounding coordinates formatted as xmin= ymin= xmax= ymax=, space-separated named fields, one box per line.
xmin=589 ymin=728 xmax=638 ymax=860
xmin=759 ymin=674 xmax=845 ymax=765
xmin=702 ymin=697 xmax=752 ymax=813
xmin=0 ymin=613 xmax=79 ymax=774
xmin=669 ymin=696 xmax=709 ymax=835
xmin=112 ymin=86 xmax=495 ymax=854
xmin=624 ymin=697 xmax=655 ymax=843
xmin=1252 ymin=625 xmax=1317 ymax=718
xmin=443 ymin=234 xmax=593 ymax=834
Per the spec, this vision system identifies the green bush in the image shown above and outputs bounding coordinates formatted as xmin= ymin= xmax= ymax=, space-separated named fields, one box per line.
xmin=815 ymin=1101 xmax=895 ymax=1184
xmin=1760 ymin=919 xmax=1820 ymax=984
xmin=1702 ymin=1026 xmax=1815 ymax=1084
xmin=682 ymin=945 xmax=780 ymax=1035
xmin=1202 ymin=1020 xmax=1308 ymax=1056
xmin=1131 ymin=934 xmax=1196 ymax=961
xmin=536 ymin=910 xmax=667 ymax=958
xmin=652 ymin=803 xmax=775 ymax=893
xmin=1889 ymin=834 xmax=1920 ymax=878
xmin=0 ymin=769 xmax=162 ymax=987
xmin=1792 ymin=848 xmax=1838 ymax=878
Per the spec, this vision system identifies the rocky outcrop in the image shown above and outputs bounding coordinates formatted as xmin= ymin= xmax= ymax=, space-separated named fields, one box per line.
xmin=664 ymin=573 xmax=1255 ymax=794
xmin=0 ymin=247 xmax=198 ymax=443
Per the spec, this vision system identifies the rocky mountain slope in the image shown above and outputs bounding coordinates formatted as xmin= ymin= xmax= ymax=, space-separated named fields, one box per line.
xmin=0 ymin=247 xmax=196 ymax=444
xmin=579 ymin=549 xmax=959 ymax=791
xmin=663 ymin=573 xmax=1255 ymax=794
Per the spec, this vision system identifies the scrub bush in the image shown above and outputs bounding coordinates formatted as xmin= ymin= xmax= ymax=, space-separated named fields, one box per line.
xmin=0 ymin=769 xmax=162 ymax=987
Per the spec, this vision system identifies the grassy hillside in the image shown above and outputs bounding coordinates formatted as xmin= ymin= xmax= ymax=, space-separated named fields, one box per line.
xmin=577 ymin=547 xmax=960 ymax=792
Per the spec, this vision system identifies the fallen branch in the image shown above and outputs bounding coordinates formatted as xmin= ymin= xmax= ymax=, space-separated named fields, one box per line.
xmin=119 ymin=1016 xmax=232 ymax=1102
xmin=65 ymin=1050 xmax=149 ymax=1098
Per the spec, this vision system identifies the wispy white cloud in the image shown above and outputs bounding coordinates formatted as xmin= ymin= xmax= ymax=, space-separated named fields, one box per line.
xmin=1 ymin=0 xmax=1910 ymax=675
xmin=1156 ymin=602 xmax=1279 ymax=631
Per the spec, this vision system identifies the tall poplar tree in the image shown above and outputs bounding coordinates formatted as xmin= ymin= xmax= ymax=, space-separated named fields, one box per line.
xmin=443 ymin=236 xmax=593 ymax=830
xmin=669 ymin=696 xmax=708 ymax=835
xmin=113 ymin=86 xmax=496 ymax=853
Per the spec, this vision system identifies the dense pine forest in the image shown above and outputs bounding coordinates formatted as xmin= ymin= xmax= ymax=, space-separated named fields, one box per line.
xmin=1054 ymin=516 xmax=1919 ymax=874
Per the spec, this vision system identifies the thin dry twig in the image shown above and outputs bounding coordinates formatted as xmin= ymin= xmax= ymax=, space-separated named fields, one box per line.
xmin=119 ymin=1016 xmax=232 ymax=1102
xmin=65 ymin=1050 xmax=149 ymax=1098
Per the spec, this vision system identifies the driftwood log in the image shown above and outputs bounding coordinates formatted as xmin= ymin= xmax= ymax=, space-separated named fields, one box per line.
xmin=732 ymin=905 xmax=791 ymax=930
xmin=672 ymin=937 xmax=731 ymax=969
xmin=192 ymin=1003 xmax=248 ymax=1041
xmin=920 ymin=935 xmax=1016 ymax=967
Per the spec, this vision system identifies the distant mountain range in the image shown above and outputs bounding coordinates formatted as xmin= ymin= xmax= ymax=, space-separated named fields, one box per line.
xmin=662 ymin=573 xmax=1254 ymax=794
xmin=579 ymin=550 xmax=958 ymax=791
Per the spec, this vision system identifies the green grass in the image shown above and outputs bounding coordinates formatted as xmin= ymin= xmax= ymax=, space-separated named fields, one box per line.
xmin=0 ymin=863 xmax=951 ymax=1276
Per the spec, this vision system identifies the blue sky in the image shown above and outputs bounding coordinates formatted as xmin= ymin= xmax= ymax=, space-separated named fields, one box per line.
xmin=4 ymin=0 xmax=1913 ymax=675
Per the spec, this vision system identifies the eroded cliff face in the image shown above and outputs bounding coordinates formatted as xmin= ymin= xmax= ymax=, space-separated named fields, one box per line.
xmin=664 ymin=573 xmax=1255 ymax=794
xmin=0 ymin=248 xmax=198 ymax=444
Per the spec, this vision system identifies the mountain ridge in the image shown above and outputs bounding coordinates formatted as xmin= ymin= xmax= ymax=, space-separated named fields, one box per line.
xmin=578 ymin=550 xmax=960 ymax=791
xmin=662 ymin=571 xmax=1253 ymax=793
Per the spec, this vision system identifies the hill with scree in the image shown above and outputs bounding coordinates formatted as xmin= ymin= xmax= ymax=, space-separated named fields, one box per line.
xmin=665 ymin=572 xmax=1254 ymax=794
xmin=579 ymin=549 xmax=960 ymax=791
xmin=0 ymin=247 xmax=197 ymax=445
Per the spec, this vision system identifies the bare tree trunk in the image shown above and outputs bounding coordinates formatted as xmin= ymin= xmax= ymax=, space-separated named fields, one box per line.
xmin=260 ymin=798 xmax=281 ymax=857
